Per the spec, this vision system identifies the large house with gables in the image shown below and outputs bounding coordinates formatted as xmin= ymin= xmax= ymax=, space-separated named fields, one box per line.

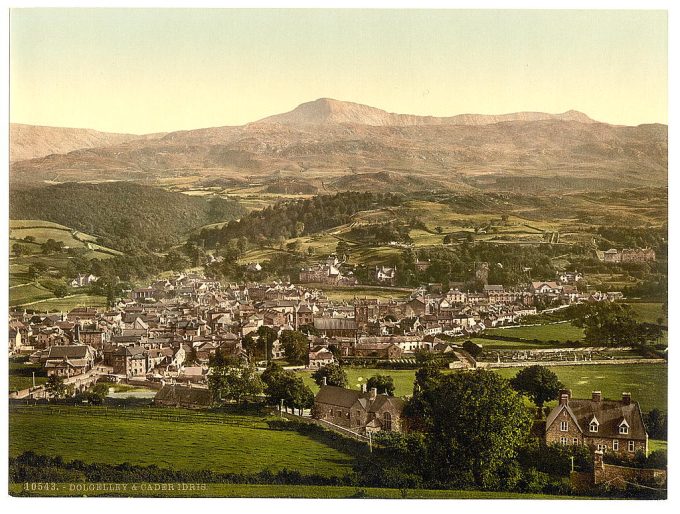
xmin=545 ymin=389 xmax=648 ymax=457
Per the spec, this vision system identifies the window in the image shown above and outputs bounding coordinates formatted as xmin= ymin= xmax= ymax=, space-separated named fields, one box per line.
xmin=383 ymin=412 xmax=392 ymax=431
xmin=589 ymin=422 xmax=599 ymax=433
xmin=573 ymin=438 xmax=579 ymax=445
xmin=613 ymin=440 xmax=619 ymax=451
xmin=597 ymin=444 xmax=606 ymax=451
xmin=560 ymin=437 xmax=568 ymax=445
xmin=560 ymin=421 xmax=568 ymax=431
xmin=628 ymin=441 xmax=635 ymax=452
xmin=619 ymin=425 xmax=629 ymax=435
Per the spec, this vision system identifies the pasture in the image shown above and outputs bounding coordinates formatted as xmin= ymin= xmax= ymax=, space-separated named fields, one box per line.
xmin=9 ymin=407 xmax=355 ymax=477
xmin=299 ymin=362 xmax=667 ymax=411
xmin=494 ymin=363 xmax=667 ymax=412
xmin=300 ymin=367 xmax=417 ymax=397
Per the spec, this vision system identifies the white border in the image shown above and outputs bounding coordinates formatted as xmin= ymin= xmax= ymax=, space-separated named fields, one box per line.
xmin=1 ymin=2 xmax=676 ymax=514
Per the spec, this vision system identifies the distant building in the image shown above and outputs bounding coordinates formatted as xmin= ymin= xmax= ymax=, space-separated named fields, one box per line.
xmin=373 ymin=266 xmax=397 ymax=286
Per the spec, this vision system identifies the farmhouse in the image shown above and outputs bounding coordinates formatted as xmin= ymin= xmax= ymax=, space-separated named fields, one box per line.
xmin=545 ymin=390 xmax=648 ymax=457
xmin=313 ymin=385 xmax=405 ymax=434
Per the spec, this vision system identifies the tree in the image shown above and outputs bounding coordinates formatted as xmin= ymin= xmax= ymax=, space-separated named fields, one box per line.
xmin=407 ymin=370 xmax=532 ymax=489
xmin=45 ymin=375 xmax=68 ymax=399
xmin=367 ymin=374 xmax=395 ymax=396
xmin=208 ymin=363 xmax=263 ymax=404
xmin=279 ymin=330 xmax=309 ymax=365
xmin=12 ymin=243 xmax=28 ymax=257
xmin=41 ymin=238 xmax=64 ymax=255
xmin=27 ymin=262 xmax=49 ymax=280
xmin=312 ymin=364 xmax=347 ymax=388
xmin=509 ymin=365 xmax=564 ymax=411
xmin=85 ymin=383 xmax=110 ymax=405
xmin=256 ymin=326 xmax=278 ymax=361
xmin=263 ymin=365 xmax=314 ymax=414
xmin=53 ymin=284 xmax=68 ymax=298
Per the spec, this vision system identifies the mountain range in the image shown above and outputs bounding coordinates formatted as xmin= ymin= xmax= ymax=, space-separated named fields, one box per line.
xmin=10 ymin=98 xmax=667 ymax=193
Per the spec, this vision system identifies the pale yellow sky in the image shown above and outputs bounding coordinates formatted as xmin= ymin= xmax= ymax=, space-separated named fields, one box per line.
xmin=10 ymin=9 xmax=668 ymax=134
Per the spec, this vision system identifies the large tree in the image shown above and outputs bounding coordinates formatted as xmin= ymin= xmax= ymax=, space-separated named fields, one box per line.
xmin=408 ymin=370 xmax=532 ymax=489
xmin=208 ymin=363 xmax=263 ymax=404
xmin=509 ymin=365 xmax=564 ymax=410
xmin=311 ymin=364 xmax=348 ymax=388
xmin=279 ymin=330 xmax=309 ymax=365
xmin=45 ymin=375 xmax=68 ymax=399
xmin=366 ymin=374 xmax=395 ymax=396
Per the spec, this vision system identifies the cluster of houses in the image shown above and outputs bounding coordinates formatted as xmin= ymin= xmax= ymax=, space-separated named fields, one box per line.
xmin=9 ymin=263 xmax=625 ymax=384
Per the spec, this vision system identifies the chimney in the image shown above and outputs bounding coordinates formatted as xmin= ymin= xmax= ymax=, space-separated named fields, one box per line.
xmin=558 ymin=388 xmax=571 ymax=406
xmin=622 ymin=392 xmax=631 ymax=405
xmin=322 ymin=376 xmax=327 ymax=386
xmin=369 ymin=387 xmax=377 ymax=400
xmin=592 ymin=391 xmax=602 ymax=402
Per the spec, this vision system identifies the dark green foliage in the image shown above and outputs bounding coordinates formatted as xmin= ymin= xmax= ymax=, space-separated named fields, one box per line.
xmin=366 ymin=374 xmax=395 ymax=396
xmin=208 ymin=363 xmax=263 ymax=404
xmin=45 ymin=375 xmax=68 ymax=399
xmin=279 ymin=330 xmax=310 ymax=365
xmin=406 ymin=370 xmax=533 ymax=489
xmin=10 ymin=182 xmax=244 ymax=251
xmin=261 ymin=365 xmax=314 ymax=412
xmin=311 ymin=364 xmax=348 ymax=388
xmin=643 ymin=409 xmax=667 ymax=440
xmin=570 ymin=302 xmax=663 ymax=347
xmin=191 ymin=192 xmax=403 ymax=249
xmin=510 ymin=365 xmax=564 ymax=409
xmin=9 ymin=451 xmax=349 ymax=487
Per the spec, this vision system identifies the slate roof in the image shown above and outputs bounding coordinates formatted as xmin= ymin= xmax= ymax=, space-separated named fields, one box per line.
xmin=547 ymin=396 xmax=647 ymax=439
xmin=155 ymin=385 xmax=212 ymax=406
xmin=46 ymin=345 xmax=93 ymax=359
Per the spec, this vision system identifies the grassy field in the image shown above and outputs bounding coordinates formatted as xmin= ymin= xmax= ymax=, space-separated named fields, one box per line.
xmin=8 ymin=482 xmax=576 ymax=499
xmin=627 ymin=302 xmax=666 ymax=324
xmin=494 ymin=363 xmax=667 ymax=412
xmin=649 ymin=440 xmax=667 ymax=453
xmin=298 ymin=362 xmax=667 ymax=411
xmin=9 ymin=408 xmax=355 ymax=477
xmin=485 ymin=323 xmax=585 ymax=342
xmin=299 ymin=368 xmax=418 ymax=397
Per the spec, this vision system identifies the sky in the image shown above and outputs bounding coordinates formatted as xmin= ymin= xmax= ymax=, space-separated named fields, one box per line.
xmin=9 ymin=8 xmax=668 ymax=134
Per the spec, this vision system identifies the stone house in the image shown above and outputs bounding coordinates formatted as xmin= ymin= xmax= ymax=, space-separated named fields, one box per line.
xmin=43 ymin=345 xmax=95 ymax=377
xmin=112 ymin=345 xmax=147 ymax=377
xmin=352 ymin=342 xmax=403 ymax=360
xmin=545 ymin=390 xmax=648 ymax=457
xmin=313 ymin=385 xmax=405 ymax=434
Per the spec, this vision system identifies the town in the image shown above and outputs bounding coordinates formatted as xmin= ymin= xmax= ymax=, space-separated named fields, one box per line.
xmin=8 ymin=258 xmax=668 ymax=497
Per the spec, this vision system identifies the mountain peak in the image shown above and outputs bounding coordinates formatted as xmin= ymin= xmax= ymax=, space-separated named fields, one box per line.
xmin=256 ymin=99 xmax=600 ymax=127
